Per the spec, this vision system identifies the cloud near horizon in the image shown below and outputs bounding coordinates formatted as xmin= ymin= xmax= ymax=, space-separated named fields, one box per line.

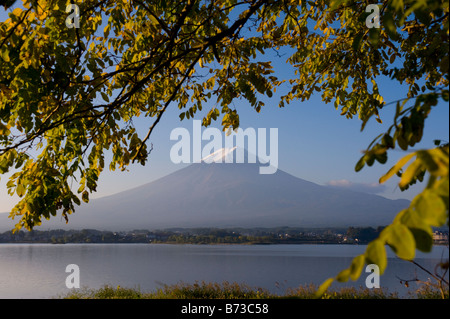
xmin=325 ymin=179 xmax=387 ymax=194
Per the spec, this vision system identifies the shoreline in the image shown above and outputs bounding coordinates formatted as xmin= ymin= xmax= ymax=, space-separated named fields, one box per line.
xmin=1 ymin=241 xmax=448 ymax=247
xmin=1 ymin=226 xmax=448 ymax=246
xmin=58 ymin=281 xmax=449 ymax=300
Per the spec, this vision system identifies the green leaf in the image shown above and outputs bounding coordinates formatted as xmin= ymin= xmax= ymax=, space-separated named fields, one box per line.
xmin=82 ymin=190 xmax=89 ymax=203
xmin=434 ymin=177 xmax=449 ymax=210
xmin=352 ymin=32 xmax=364 ymax=51
xmin=383 ymin=10 xmax=398 ymax=40
xmin=6 ymin=180 xmax=15 ymax=189
xmin=368 ymin=28 xmax=380 ymax=46
xmin=439 ymin=55 xmax=449 ymax=73
xmin=389 ymin=54 xmax=396 ymax=64
xmin=383 ymin=224 xmax=416 ymax=261
xmin=397 ymin=134 xmax=408 ymax=150
xmin=395 ymin=208 xmax=432 ymax=237
xmin=409 ymin=228 xmax=433 ymax=252
xmin=16 ymin=184 xmax=26 ymax=197
xmin=365 ymin=239 xmax=387 ymax=274
xmin=100 ymin=92 xmax=110 ymax=102
xmin=417 ymin=149 xmax=449 ymax=177
xmin=355 ymin=156 xmax=366 ymax=172
xmin=382 ymin=134 xmax=394 ymax=148
xmin=413 ymin=190 xmax=447 ymax=227
xmin=72 ymin=195 xmax=81 ymax=206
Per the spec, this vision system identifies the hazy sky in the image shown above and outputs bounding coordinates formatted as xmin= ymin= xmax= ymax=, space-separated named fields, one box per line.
xmin=0 ymin=5 xmax=448 ymax=215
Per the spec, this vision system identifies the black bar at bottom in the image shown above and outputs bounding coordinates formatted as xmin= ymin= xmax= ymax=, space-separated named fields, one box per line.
xmin=3 ymin=298 xmax=448 ymax=317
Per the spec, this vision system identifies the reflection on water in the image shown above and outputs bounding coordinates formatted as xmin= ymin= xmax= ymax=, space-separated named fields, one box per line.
xmin=0 ymin=244 xmax=448 ymax=298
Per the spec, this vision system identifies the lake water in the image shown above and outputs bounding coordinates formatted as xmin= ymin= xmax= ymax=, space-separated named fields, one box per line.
xmin=0 ymin=243 xmax=448 ymax=299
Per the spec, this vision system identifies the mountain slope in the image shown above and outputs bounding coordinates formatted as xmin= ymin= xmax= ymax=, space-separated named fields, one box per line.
xmin=1 ymin=153 xmax=409 ymax=231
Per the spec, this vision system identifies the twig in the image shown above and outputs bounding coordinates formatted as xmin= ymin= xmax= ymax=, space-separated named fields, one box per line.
xmin=410 ymin=260 xmax=448 ymax=286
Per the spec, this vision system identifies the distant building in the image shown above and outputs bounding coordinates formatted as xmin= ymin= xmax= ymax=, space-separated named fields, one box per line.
xmin=433 ymin=231 xmax=449 ymax=245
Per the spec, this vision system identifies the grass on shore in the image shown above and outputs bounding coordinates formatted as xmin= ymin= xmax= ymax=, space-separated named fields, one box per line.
xmin=59 ymin=281 xmax=449 ymax=299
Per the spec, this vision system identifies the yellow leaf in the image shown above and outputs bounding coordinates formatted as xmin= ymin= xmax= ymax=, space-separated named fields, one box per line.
xmin=399 ymin=158 xmax=423 ymax=188
xmin=379 ymin=152 xmax=415 ymax=184
xmin=12 ymin=8 xmax=23 ymax=17
xmin=349 ymin=255 xmax=366 ymax=281
xmin=417 ymin=148 xmax=449 ymax=177
xmin=27 ymin=12 xmax=36 ymax=22
xmin=336 ymin=268 xmax=350 ymax=282
xmin=315 ymin=278 xmax=334 ymax=298
xmin=1 ymin=48 xmax=10 ymax=62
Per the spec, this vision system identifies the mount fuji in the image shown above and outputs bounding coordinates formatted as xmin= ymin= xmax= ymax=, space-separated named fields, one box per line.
xmin=0 ymin=148 xmax=409 ymax=231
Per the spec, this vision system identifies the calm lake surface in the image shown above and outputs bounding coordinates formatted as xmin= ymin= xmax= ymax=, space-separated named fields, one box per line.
xmin=0 ymin=243 xmax=448 ymax=299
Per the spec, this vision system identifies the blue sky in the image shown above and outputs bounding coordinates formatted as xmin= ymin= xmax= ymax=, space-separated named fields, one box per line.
xmin=0 ymin=4 xmax=449 ymax=215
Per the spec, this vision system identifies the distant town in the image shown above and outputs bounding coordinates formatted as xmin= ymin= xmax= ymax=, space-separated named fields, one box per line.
xmin=0 ymin=226 xmax=448 ymax=246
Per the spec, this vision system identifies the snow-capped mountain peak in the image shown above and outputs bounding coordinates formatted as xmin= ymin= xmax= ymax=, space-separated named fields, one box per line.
xmin=201 ymin=147 xmax=237 ymax=163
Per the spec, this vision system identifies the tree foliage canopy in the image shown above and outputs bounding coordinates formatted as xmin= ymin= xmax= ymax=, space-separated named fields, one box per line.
xmin=0 ymin=0 xmax=448 ymax=294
